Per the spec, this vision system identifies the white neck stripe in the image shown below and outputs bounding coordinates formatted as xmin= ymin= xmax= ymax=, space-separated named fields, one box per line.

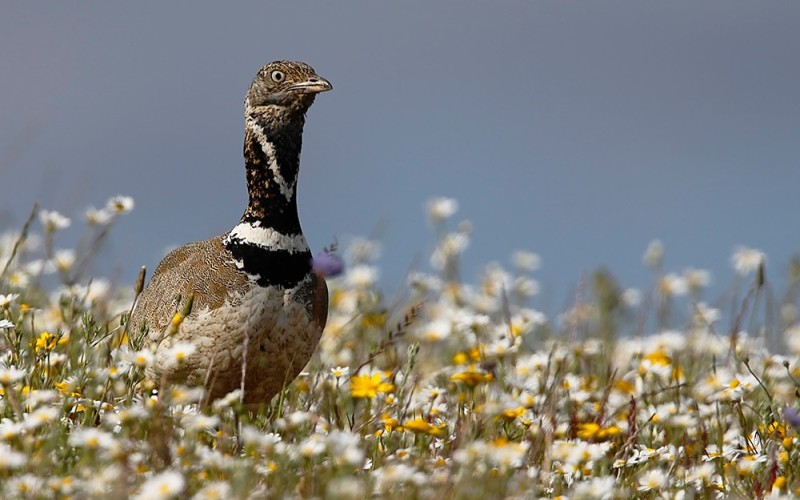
xmin=227 ymin=223 xmax=309 ymax=254
xmin=245 ymin=113 xmax=295 ymax=201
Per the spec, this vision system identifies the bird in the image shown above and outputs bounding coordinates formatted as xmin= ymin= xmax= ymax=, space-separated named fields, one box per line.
xmin=129 ymin=60 xmax=332 ymax=407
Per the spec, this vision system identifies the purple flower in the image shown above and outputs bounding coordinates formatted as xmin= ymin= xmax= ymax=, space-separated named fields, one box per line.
xmin=785 ymin=406 xmax=800 ymax=429
xmin=312 ymin=251 xmax=344 ymax=278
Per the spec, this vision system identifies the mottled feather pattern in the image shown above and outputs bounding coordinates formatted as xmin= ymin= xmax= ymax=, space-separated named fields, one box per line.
xmin=132 ymin=236 xmax=248 ymax=332
xmin=130 ymin=234 xmax=328 ymax=404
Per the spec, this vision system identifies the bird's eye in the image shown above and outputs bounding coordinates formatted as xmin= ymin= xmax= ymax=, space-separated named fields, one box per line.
xmin=271 ymin=70 xmax=285 ymax=83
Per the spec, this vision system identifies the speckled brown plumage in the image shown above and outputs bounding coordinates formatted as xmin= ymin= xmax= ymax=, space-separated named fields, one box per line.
xmin=129 ymin=61 xmax=331 ymax=406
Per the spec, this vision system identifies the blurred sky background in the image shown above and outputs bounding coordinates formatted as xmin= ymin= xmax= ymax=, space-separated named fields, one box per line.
xmin=1 ymin=2 xmax=799 ymax=309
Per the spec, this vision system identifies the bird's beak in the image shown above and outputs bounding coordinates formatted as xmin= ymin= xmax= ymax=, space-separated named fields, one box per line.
xmin=288 ymin=76 xmax=333 ymax=94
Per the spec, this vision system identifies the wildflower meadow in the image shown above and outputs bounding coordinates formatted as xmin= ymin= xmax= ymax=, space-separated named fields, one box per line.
xmin=0 ymin=195 xmax=799 ymax=499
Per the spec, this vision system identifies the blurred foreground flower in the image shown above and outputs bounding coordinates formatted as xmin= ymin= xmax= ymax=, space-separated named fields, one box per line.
xmin=512 ymin=250 xmax=541 ymax=272
xmin=427 ymin=197 xmax=458 ymax=223
xmin=731 ymin=246 xmax=765 ymax=276
xmin=39 ymin=209 xmax=71 ymax=232
xmin=164 ymin=342 xmax=196 ymax=367
xmin=643 ymin=240 xmax=664 ymax=269
xmin=346 ymin=265 xmax=378 ymax=288
xmin=0 ymin=365 xmax=26 ymax=384
xmin=0 ymin=444 xmax=26 ymax=471
xmin=106 ymin=195 xmax=135 ymax=215
xmin=133 ymin=470 xmax=185 ymax=500
xmin=85 ymin=207 xmax=114 ymax=226
xmin=0 ymin=293 xmax=20 ymax=308
xmin=638 ymin=469 xmax=667 ymax=492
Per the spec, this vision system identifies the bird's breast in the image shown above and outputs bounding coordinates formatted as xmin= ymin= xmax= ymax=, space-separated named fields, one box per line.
xmin=150 ymin=274 xmax=324 ymax=403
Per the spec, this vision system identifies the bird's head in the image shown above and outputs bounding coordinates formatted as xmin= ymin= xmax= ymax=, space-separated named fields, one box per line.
xmin=245 ymin=60 xmax=332 ymax=119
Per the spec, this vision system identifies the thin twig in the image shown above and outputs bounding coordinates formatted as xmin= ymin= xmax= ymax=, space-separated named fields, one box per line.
xmin=0 ymin=203 xmax=38 ymax=282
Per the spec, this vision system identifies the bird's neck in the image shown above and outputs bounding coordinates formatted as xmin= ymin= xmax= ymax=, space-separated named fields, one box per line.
xmin=223 ymin=110 xmax=312 ymax=288
xmin=239 ymin=112 xmax=306 ymax=233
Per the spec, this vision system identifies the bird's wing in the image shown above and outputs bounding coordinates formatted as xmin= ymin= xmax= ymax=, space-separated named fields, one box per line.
xmin=129 ymin=236 xmax=249 ymax=341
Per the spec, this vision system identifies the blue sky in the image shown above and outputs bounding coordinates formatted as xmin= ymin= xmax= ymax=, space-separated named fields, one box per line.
xmin=1 ymin=2 xmax=799 ymax=306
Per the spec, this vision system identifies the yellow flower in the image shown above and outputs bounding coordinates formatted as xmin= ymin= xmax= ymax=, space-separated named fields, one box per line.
xmin=451 ymin=348 xmax=482 ymax=365
xmin=34 ymin=331 xmax=57 ymax=352
xmin=361 ymin=311 xmax=387 ymax=329
xmin=350 ymin=372 xmax=394 ymax=399
xmin=402 ymin=417 xmax=443 ymax=436
xmin=330 ymin=289 xmax=347 ymax=307
xmin=54 ymin=381 xmax=81 ymax=398
xmin=452 ymin=352 xmax=468 ymax=365
xmin=171 ymin=312 xmax=184 ymax=327
xmin=499 ymin=407 xmax=525 ymax=421
xmin=577 ymin=422 xmax=601 ymax=440
xmin=468 ymin=347 xmax=482 ymax=362
xmin=759 ymin=421 xmax=787 ymax=439
xmin=381 ymin=413 xmax=399 ymax=433
xmin=296 ymin=378 xmax=310 ymax=393
xmin=577 ymin=422 xmax=621 ymax=441
xmin=614 ymin=379 xmax=635 ymax=394
xmin=491 ymin=437 xmax=509 ymax=446
xmin=113 ymin=330 xmax=128 ymax=348
xmin=450 ymin=365 xmax=493 ymax=387
xmin=643 ymin=350 xmax=671 ymax=366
